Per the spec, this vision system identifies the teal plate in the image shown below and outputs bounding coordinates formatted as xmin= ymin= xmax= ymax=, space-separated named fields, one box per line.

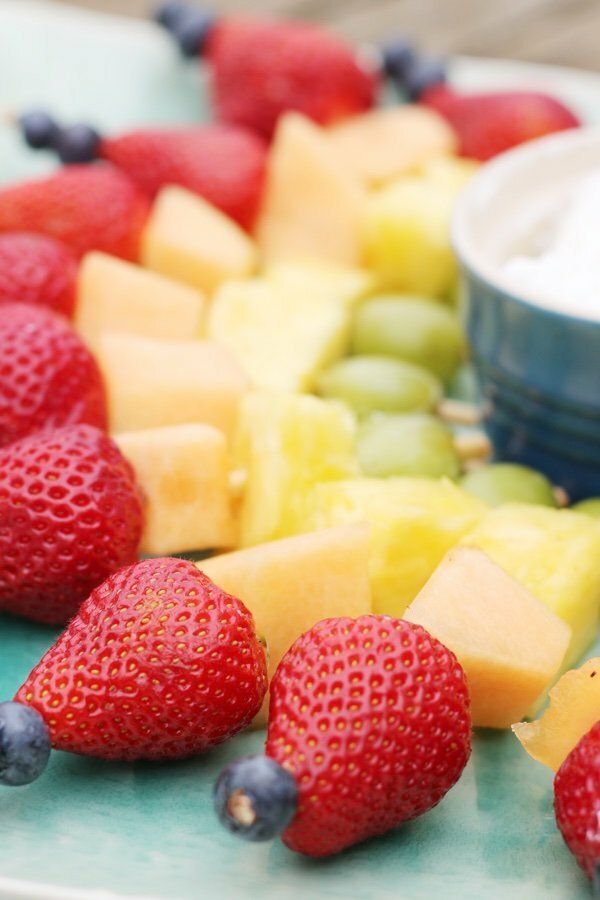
xmin=1 ymin=3 xmax=599 ymax=897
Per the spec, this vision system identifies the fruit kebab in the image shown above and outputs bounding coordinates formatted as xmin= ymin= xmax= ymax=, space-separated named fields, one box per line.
xmin=214 ymin=616 xmax=471 ymax=857
xmin=0 ymin=558 xmax=268 ymax=785
xmin=18 ymin=114 xmax=267 ymax=230
xmin=153 ymin=2 xmax=579 ymax=159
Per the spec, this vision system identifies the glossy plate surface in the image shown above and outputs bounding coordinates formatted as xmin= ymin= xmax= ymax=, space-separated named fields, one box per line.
xmin=0 ymin=3 xmax=598 ymax=897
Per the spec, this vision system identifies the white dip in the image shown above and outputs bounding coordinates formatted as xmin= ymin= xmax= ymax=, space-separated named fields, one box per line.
xmin=501 ymin=168 xmax=600 ymax=321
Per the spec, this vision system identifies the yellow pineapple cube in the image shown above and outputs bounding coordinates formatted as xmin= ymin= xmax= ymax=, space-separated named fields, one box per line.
xmin=116 ymin=424 xmax=235 ymax=555
xmin=235 ymin=392 xmax=358 ymax=547
xmin=295 ymin=477 xmax=486 ymax=616
xmin=76 ymin=252 xmax=205 ymax=349
xmin=256 ymin=113 xmax=366 ymax=267
xmin=405 ymin=547 xmax=571 ymax=728
xmin=265 ymin=260 xmax=376 ymax=311
xmin=141 ymin=186 xmax=256 ymax=294
xmin=98 ymin=334 xmax=249 ymax=440
xmin=462 ymin=504 xmax=600 ymax=667
xmin=327 ymin=106 xmax=457 ymax=186
xmin=208 ymin=278 xmax=351 ymax=392
xmin=513 ymin=657 xmax=600 ymax=771
xmin=201 ymin=524 xmax=371 ymax=725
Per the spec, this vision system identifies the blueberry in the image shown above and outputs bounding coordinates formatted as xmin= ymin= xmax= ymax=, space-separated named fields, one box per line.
xmin=172 ymin=10 xmax=215 ymax=57
xmin=19 ymin=110 xmax=58 ymax=150
xmin=214 ymin=755 xmax=298 ymax=842
xmin=403 ymin=57 xmax=447 ymax=101
xmin=381 ymin=39 xmax=417 ymax=79
xmin=0 ymin=702 xmax=51 ymax=787
xmin=53 ymin=124 xmax=101 ymax=164
xmin=154 ymin=1 xmax=189 ymax=30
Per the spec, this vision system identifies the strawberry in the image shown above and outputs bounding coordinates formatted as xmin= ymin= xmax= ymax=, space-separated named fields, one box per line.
xmin=157 ymin=8 xmax=378 ymax=139
xmin=0 ymin=304 xmax=107 ymax=449
xmin=0 ymin=233 xmax=77 ymax=317
xmin=554 ymin=721 xmax=600 ymax=881
xmin=15 ymin=558 xmax=268 ymax=761
xmin=0 ymin=164 xmax=149 ymax=261
xmin=422 ymin=85 xmax=580 ymax=161
xmin=214 ymin=615 xmax=471 ymax=857
xmin=0 ymin=424 xmax=143 ymax=624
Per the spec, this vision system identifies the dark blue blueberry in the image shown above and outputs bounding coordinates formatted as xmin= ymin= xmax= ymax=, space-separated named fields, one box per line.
xmin=52 ymin=124 xmax=101 ymax=164
xmin=172 ymin=10 xmax=215 ymax=57
xmin=381 ymin=39 xmax=417 ymax=79
xmin=403 ymin=57 xmax=447 ymax=101
xmin=214 ymin=755 xmax=298 ymax=842
xmin=19 ymin=110 xmax=58 ymax=150
xmin=0 ymin=702 xmax=51 ymax=787
xmin=154 ymin=1 xmax=189 ymax=30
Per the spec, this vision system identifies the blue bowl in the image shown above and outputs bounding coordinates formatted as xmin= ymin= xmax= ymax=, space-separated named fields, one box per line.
xmin=452 ymin=128 xmax=600 ymax=501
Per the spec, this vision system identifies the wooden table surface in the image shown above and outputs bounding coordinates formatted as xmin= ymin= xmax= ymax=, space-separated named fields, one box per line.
xmin=57 ymin=0 xmax=600 ymax=71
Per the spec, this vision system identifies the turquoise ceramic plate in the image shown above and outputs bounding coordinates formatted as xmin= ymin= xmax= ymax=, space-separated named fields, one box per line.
xmin=1 ymin=3 xmax=599 ymax=897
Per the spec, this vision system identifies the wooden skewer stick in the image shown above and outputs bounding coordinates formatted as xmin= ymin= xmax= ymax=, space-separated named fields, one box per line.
xmin=438 ymin=398 xmax=483 ymax=427
xmin=454 ymin=431 xmax=492 ymax=462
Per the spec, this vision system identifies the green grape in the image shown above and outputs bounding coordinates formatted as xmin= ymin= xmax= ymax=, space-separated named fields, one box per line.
xmin=572 ymin=498 xmax=600 ymax=518
xmin=460 ymin=464 xmax=557 ymax=508
xmin=357 ymin=413 xmax=460 ymax=479
xmin=316 ymin=355 xmax=442 ymax=417
xmin=351 ymin=294 xmax=464 ymax=382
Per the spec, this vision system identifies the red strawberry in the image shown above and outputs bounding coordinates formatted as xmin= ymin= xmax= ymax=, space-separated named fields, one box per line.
xmin=554 ymin=721 xmax=600 ymax=880
xmin=422 ymin=85 xmax=580 ymax=161
xmin=215 ymin=615 xmax=471 ymax=857
xmin=100 ymin=126 xmax=267 ymax=230
xmin=0 ymin=304 xmax=107 ymax=448
xmin=204 ymin=17 xmax=378 ymax=139
xmin=0 ymin=164 xmax=149 ymax=260
xmin=0 ymin=424 xmax=143 ymax=624
xmin=16 ymin=557 xmax=268 ymax=760
xmin=0 ymin=233 xmax=77 ymax=317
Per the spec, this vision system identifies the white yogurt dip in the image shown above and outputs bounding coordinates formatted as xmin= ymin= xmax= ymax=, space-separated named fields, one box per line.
xmin=501 ymin=168 xmax=600 ymax=320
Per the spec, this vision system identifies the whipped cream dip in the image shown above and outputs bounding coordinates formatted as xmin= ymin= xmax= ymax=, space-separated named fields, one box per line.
xmin=501 ymin=168 xmax=600 ymax=322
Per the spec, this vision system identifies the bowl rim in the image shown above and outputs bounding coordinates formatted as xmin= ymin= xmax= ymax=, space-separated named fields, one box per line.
xmin=451 ymin=125 xmax=600 ymax=329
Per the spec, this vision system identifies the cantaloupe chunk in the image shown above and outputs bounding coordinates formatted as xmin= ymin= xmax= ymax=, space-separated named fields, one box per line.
xmin=256 ymin=113 xmax=366 ymax=267
xmin=405 ymin=547 xmax=571 ymax=728
xmin=462 ymin=504 xmax=600 ymax=668
xmin=265 ymin=260 xmax=376 ymax=311
xmin=201 ymin=524 xmax=371 ymax=725
xmin=98 ymin=334 xmax=249 ymax=439
xmin=141 ymin=186 xmax=256 ymax=294
xmin=235 ymin=392 xmax=358 ymax=547
xmin=76 ymin=252 xmax=205 ymax=349
xmin=327 ymin=106 xmax=457 ymax=186
xmin=294 ymin=477 xmax=486 ymax=616
xmin=116 ymin=424 xmax=235 ymax=555
xmin=208 ymin=278 xmax=351 ymax=392
xmin=513 ymin=658 xmax=600 ymax=772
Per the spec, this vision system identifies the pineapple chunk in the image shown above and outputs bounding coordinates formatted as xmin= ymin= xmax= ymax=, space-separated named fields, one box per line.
xmin=141 ymin=186 xmax=256 ymax=294
xmin=76 ymin=252 xmax=205 ymax=349
xmin=405 ymin=547 xmax=571 ymax=728
xmin=256 ymin=113 xmax=366 ymax=267
xmin=208 ymin=278 xmax=351 ymax=392
xmin=362 ymin=159 xmax=476 ymax=298
xmin=116 ymin=424 xmax=235 ymax=555
xmin=201 ymin=524 xmax=371 ymax=725
xmin=235 ymin=392 xmax=358 ymax=547
xmin=295 ymin=477 xmax=486 ymax=615
xmin=98 ymin=334 xmax=249 ymax=440
xmin=462 ymin=504 xmax=600 ymax=667
xmin=513 ymin=658 xmax=600 ymax=772
xmin=327 ymin=106 xmax=457 ymax=186
xmin=265 ymin=261 xmax=376 ymax=311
